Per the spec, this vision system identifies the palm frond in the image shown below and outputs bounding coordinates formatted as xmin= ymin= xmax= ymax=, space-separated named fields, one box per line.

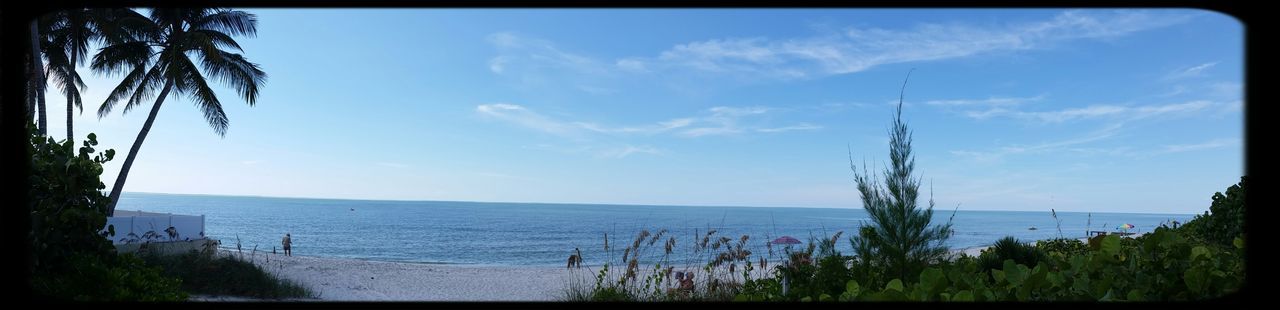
xmin=201 ymin=51 xmax=265 ymax=104
xmin=174 ymin=55 xmax=229 ymax=135
xmin=191 ymin=9 xmax=257 ymax=37
xmin=91 ymin=41 xmax=154 ymax=75
xmin=99 ymin=65 xmax=147 ymax=118
xmin=187 ymin=29 xmax=244 ymax=52
xmin=121 ymin=63 xmax=167 ymax=115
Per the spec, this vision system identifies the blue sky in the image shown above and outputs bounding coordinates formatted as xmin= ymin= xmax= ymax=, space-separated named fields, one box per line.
xmin=45 ymin=9 xmax=1242 ymax=214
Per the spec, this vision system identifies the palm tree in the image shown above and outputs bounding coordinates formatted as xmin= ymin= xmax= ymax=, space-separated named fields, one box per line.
xmin=848 ymin=70 xmax=953 ymax=281
xmin=29 ymin=19 xmax=50 ymax=135
xmin=42 ymin=8 xmax=139 ymax=142
xmin=43 ymin=9 xmax=102 ymax=142
xmin=93 ymin=8 xmax=266 ymax=215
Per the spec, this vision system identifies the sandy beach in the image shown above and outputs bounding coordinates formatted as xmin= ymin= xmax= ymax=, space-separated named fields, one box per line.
xmin=207 ymin=249 xmax=572 ymax=301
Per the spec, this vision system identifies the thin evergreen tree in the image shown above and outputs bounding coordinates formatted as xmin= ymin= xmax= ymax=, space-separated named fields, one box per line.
xmin=849 ymin=70 xmax=953 ymax=281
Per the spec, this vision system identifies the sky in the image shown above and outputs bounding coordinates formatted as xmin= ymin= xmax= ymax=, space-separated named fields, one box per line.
xmin=40 ymin=8 xmax=1243 ymax=214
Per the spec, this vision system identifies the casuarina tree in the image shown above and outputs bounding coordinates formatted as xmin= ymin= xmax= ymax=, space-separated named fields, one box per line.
xmin=849 ymin=70 xmax=953 ymax=281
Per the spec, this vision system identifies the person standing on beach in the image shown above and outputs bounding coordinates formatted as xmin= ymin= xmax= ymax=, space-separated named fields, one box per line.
xmin=283 ymin=233 xmax=292 ymax=256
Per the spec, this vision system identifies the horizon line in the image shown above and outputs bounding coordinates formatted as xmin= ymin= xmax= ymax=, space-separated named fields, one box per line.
xmin=118 ymin=191 xmax=1198 ymax=216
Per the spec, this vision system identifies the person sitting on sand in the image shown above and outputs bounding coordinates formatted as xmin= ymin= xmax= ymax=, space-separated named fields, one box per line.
xmin=283 ymin=233 xmax=292 ymax=256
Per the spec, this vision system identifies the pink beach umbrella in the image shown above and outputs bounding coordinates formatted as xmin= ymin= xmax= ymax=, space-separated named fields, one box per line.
xmin=771 ymin=236 xmax=802 ymax=245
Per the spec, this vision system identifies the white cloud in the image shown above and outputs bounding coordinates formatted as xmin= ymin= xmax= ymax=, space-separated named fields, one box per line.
xmin=486 ymin=32 xmax=608 ymax=76
xmin=1163 ymin=62 xmax=1218 ymax=80
xmin=757 ymin=123 xmax=822 ymax=133
xmin=925 ymin=95 xmax=1045 ymax=106
xmin=476 ymin=103 xmax=578 ymax=136
xmin=616 ymin=58 xmax=648 ymax=72
xmin=1209 ymin=81 xmax=1241 ymax=99
xmin=950 ymin=124 xmax=1122 ymax=162
xmin=488 ymin=56 xmax=510 ymax=73
xmin=1160 ymin=138 xmax=1239 ymax=154
xmin=963 ymin=100 xmax=1227 ymax=123
xmin=679 ymin=106 xmax=769 ymax=137
xmin=478 ymin=104 xmax=818 ymax=139
xmin=598 ymin=145 xmax=664 ymax=158
xmin=629 ymin=10 xmax=1189 ymax=79
xmin=576 ymin=85 xmax=617 ymax=95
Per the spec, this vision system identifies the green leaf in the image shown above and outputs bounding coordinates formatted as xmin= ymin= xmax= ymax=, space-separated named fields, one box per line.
xmin=1190 ymin=246 xmax=1209 ymax=261
xmin=1003 ymin=260 xmax=1025 ymax=287
xmin=992 ymin=269 xmax=1006 ymax=283
xmin=800 ymin=296 xmax=812 ymax=302
xmin=1234 ymin=237 xmax=1244 ymax=249
xmin=920 ymin=267 xmax=945 ymax=291
xmin=733 ymin=294 xmax=749 ymax=302
xmin=819 ymin=294 xmax=832 ymax=302
xmin=953 ymin=290 xmax=974 ymax=301
xmin=1099 ymin=235 xmax=1121 ymax=258
xmin=1184 ymin=268 xmax=1207 ymax=293
xmin=844 ymin=280 xmax=861 ymax=298
xmin=885 ymin=279 xmax=904 ymax=292
xmin=1127 ymin=289 xmax=1143 ymax=301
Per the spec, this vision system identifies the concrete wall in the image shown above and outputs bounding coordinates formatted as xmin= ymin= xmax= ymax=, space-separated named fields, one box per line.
xmin=103 ymin=213 xmax=206 ymax=245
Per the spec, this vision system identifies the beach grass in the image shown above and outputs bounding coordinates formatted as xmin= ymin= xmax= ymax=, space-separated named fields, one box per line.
xmin=140 ymin=250 xmax=315 ymax=299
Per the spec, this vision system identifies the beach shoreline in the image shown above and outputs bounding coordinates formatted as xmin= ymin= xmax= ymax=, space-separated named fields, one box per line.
xmin=197 ymin=233 xmax=1145 ymax=301
xmin=208 ymin=249 xmax=571 ymax=301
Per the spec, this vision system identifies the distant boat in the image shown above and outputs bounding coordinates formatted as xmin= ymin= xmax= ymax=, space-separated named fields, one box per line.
xmin=350 ymin=208 xmax=355 ymax=211
xmin=1028 ymin=227 xmax=1038 ymax=230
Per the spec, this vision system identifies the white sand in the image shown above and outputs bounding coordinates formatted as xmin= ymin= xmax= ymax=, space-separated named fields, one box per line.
xmin=212 ymin=250 xmax=574 ymax=301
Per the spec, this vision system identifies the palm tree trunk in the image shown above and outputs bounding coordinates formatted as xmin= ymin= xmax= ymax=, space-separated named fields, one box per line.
xmin=66 ymin=93 xmax=74 ymax=141
xmin=29 ymin=20 xmax=48 ymax=136
xmin=67 ymin=54 xmax=77 ymax=142
xmin=26 ymin=59 xmax=36 ymax=123
xmin=106 ymin=81 xmax=175 ymax=216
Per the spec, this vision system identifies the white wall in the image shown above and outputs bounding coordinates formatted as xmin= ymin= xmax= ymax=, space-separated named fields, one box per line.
xmin=103 ymin=214 xmax=205 ymax=245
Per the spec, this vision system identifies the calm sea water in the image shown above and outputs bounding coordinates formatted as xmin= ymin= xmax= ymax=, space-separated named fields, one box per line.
xmin=116 ymin=192 xmax=1193 ymax=267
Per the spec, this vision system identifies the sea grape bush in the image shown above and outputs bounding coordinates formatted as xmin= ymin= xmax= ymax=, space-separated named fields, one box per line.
xmin=734 ymin=228 xmax=1243 ymax=301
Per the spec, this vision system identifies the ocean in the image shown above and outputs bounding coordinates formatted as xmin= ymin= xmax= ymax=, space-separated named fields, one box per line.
xmin=115 ymin=192 xmax=1193 ymax=267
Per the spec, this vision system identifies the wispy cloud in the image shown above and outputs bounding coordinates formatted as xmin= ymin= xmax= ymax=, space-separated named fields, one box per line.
xmin=950 ymin=124 xmax=1123 ymax=162
xmin=486 ymin=32 xmax=606 ymax=75
xmin=964 ymin=100 xmax=1228 ymax=123
xmin=598 ymin=145 xmax=664 ymax=158
xmin=484 ymin=11 xmax=1189 ymax=82
xmin=477 ymin=104 xmax=817 ymax=138
xmin=476 ymin=103 xmax=580 ymax=136
xmin=1209 ymin=82 xmax=1241 ymax=99
xmin=627 ymin=10 xmax=1190 ymax=79
xmin=926 ymin=95 xmax=1045 ymax=107
xmin=1163 ymin=62 xmax=1218 ymax=80
xmin=1159 ymin=138 xmax=1239 ymax=154
xmin=757 ymin=123 xmax=822 ymax=133
xmin=526 ymin=143 xmax=665 ymax=159
xmin=679 ymin=106 xmax=776 ymax=137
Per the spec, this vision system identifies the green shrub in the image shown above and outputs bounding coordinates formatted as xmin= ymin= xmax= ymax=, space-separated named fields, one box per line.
xmin=1181 ymin=176 xmax=1245 ymax=248
xmin=27 ymin=128 xmax=186 ymax=301
xmin=978 ymin=237 xmax=1045 ymax=272
xmin=1035 ymin=238 xmax=1088 ymax=256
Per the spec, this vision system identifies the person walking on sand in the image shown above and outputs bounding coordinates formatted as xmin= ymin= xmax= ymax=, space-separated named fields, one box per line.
xmin=282 ymin=233 xmax=292 ymax=256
